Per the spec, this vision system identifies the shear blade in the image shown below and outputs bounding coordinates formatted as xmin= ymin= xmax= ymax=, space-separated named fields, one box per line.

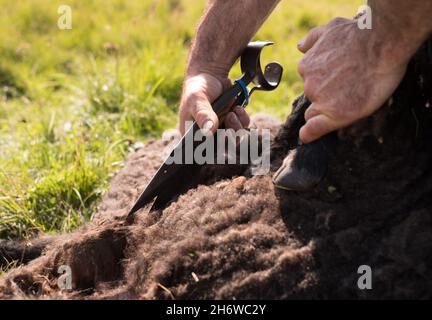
xmin=129 ymin=162 xmax=201 ymax=215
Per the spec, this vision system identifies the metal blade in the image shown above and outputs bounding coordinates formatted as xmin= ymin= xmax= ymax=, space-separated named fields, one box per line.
xmin=128 ymin=122 xmax=198 ymax=215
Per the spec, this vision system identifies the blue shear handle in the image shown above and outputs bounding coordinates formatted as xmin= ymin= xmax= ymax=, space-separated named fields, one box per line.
xmin=234 ymin=79 xmax=249 ymax=106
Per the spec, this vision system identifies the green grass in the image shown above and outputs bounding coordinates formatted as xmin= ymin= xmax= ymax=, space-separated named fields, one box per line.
xmin=0 ymin=259 xmax=19 ymax=277
xmin=0 ymin=0 xmax=362 ymax=239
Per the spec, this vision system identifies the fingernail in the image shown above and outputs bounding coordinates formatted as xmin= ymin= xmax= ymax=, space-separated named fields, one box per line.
xmin=202 ymin=120 xmax=214 ymax=135
xmin=297 ymin=39 xmax=305 ymax=48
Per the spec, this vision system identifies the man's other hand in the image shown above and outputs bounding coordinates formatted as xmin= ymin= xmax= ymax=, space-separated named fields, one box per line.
xmin=297 ymin=17 xmax=409 ymax=143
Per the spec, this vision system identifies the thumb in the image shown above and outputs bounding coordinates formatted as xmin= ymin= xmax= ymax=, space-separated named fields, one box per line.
xmin=299 ymin=113 xmax=338 ymax=144
xmin=297 ymin=26 xmax=325 ymax=53
xmin=191 ymin=96 xmax=219 ymax=134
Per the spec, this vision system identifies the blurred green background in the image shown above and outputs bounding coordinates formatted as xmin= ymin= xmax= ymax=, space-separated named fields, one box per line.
xmin=0 ymin=0 xmax=362 ymax=239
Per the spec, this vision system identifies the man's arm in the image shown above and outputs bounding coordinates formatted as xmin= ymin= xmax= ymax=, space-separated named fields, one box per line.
xmin=297 ymin=0 xmax=432 ymax=143
xmin=179 ymin=0 xmax=280 ymax=134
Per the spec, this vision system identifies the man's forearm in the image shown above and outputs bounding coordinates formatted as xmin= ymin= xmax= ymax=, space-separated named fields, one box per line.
xmin=370 ymin=0 xmax=432 ymax=62
xmin=186 ymin=0 xmax=280 ymax=80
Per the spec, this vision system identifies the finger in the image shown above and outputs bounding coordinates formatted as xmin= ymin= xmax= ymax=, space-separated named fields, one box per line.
xmin=297 ymin=26 xmax=325 ymax=53
xmin=233 ymin=106 xmax=250 ymax=128
xmin=190 ymin=96 xmax=219 ymax=134
xmin=299 ymin=113 xmax=339 ymax=144
xmin=224 ymin=112 xmax=243 ymax=131
xmin=304 ymin=104 xmax=321 ymax=121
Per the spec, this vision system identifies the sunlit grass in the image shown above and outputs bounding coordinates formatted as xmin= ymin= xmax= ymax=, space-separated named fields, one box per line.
xmin=0 ymin=0 xmax=362 ymax=239
xmin=0 ymin=258 xmax=19 ymax=277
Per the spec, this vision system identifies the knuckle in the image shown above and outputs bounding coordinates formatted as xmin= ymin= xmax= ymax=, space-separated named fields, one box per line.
xmin=304 ymin=106 xmax=319 ymax=120
xmin=309 ymin=26 xmax=321 ymax=38
xmin=303 ymin=79 xmax=317 ymax=98
xmin=190 ymin=102 xmax=200 ymax=116
xmin=194 ymin=109 xmax=210 ymax=124
xmin=190 ymin=99 xmax=209 ymax=117
xmin=297 ymin=58 xmax=307 ymax=77
xmin=184 ymin=91 xmax=202 ymax=105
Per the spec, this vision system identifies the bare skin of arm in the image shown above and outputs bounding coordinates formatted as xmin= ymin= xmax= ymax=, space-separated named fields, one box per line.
xmin=297 ymin=0 xmax=432 ymax=143
xmin=179 ymin=0 xmax=280 ymax=134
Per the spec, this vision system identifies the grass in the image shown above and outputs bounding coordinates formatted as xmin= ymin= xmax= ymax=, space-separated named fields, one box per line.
xmin=0 ymin=0 xmax=362 ymax=239
xmin=0 ymin=259 xmax=19 ymax=277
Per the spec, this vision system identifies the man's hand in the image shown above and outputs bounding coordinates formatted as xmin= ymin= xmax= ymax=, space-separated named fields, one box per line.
xmin=297 ymin=0 xmax=432 ymax=144
xmin=297 ymin=17 xmax=408 ymax=143
xmin=178 ymin=73 xmax=250 ymax=134
xmin=177 ymin=0 xmax=280 ymax=135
